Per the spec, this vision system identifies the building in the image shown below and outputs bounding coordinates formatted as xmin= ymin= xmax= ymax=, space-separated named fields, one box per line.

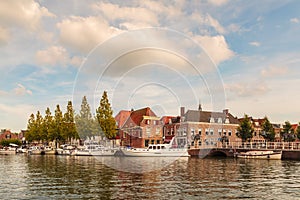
xmin=120 ymin=107 xmax=163 ymax=148
xmin=0 ymin=129 xmax=19 ymax=141
xmin=175 ymin=106 xmax=241 ymax=147
xmin=161 ymin=115 xmax=180 ymax=143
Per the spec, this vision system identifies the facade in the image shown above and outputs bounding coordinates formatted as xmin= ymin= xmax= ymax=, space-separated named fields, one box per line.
xmin=120 ymin=107 xmax=163 ymax=148
xmin=176 ymin=107 xmax=241 ymax=147
xmin=161 ymin=116 xmax=181 ymax=143
xmin=0 ymin=129 xmax=19 ymax=141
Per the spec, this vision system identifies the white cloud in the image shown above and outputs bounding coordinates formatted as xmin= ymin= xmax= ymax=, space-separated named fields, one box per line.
xmin=208 ymin=0 xmax=228 ymax=6
xmin=225 ymin=81 xmax=269 ymax=97
xmin=249 ymin=41 xmax=261 ymax=47
xmin=13 ymin=84 xmax=32 ymax=96
xmin=261 ymin=65 xmax=288 ymax=77
xmin=0 ymin=26 xmax=10 ymax=45
xmin=193 ymin=35 xmax=234 ymax=65
xmin=0 ymin=0 xmax=55 ymax=31
xmin=36 ymin=46 xmax=68 ymax=66
xmin=92 ymin=2 xmax=159 ymax=26
xmin=57 ymin=16 xmax=122 ymax=53
xmin=290 ymin=18 xmax=299 ymax=23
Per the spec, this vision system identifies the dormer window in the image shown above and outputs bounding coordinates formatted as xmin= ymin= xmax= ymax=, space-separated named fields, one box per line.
xmin=210 ymin=117 xmax=215 ymax=123
xmin=218 ymin=118 xmax=223 ymax=123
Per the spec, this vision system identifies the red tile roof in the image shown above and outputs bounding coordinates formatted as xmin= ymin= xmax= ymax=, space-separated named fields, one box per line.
xmin=115 ymin=110 xmax=131 ymax=128
xmin=122 ymin=107 xmax=157 ymax=127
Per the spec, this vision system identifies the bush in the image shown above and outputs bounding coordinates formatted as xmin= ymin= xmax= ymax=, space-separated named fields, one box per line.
xmin=0 ymin=139 xmax=21 ymax=147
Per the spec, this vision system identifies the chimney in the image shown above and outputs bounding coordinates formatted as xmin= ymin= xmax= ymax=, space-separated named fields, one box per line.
xmin=223 ymin=109 xmax=229 ymax=115
xmin=198 ymin=104 xmax=202 ymax=111
xmin=180 ymin=107 xmax=185 ymax=117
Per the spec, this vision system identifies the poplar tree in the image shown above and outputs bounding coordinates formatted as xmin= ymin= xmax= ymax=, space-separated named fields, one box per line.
xmin=43 ymin=107 xmax=55 ymax=144
xmin=96 ymin=91 xmax=117 ymax=139
xmin=51 ymin=105 xmax=64 ymax=147
xmin=260 ymin=116 xmax=275 ymax=141
xmin=26 ymin=113 xmax=36 ymax=142
xmin=75 ymin=96 xmax=101 ymax=140
xmin=63 ymin=101 xmax=78 ymax=143
xmin=237 ymin=114 xmax=254 ymax=143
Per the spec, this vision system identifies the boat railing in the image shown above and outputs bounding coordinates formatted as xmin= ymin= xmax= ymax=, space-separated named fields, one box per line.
xmin=214 ymin=141 xmax=300 ymax=150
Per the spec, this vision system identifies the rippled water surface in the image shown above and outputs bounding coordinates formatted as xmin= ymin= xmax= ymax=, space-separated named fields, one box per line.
xmin=1 ymin=155 xmax=300 ymax=199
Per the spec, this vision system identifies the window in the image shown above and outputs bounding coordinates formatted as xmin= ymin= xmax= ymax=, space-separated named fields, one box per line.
xmin=198 ymin=129 xmax=202 ymax=135
xmin=218 ymin=129 xmax=222 ymax=136
xmin=156 ymin=140 xmax=160 ymax=144
xmin=205 ymin=129 xmax=209 ymax=135
xmin=156 ymin=127 xmax=160 ymax=135
xmin=183 ymin=128 xmax=187 ymax=136
xmin=210 ymin=117 xmax=215 ymax=123
xmin=218 ymin=118 xmax=223 ymax=123
xmin=228 ymin=130 xmax=232 ymax=136
xmin=210 ymin=129 xmax=214 ymax=135
xmin=191 ymin=128 xmax=195 ymax=136
xmin=146 ymin=127 xmax=151 ymax=137
xmin=145 ymin=140 xmax=149 ymax=147
xmin=151 ymin=140 xmax=155 ymax=144
xmin=6 ymin=134 xmax=11 ymax=139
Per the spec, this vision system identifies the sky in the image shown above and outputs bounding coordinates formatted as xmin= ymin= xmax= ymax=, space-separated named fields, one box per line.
xmin=1 ymin=0 xmax=300 ymax=132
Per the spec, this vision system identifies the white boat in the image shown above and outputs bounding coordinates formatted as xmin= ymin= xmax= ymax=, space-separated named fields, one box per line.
xmin=72 ymin=143 xmax=118 ymax=156
xmin=43 ymin=146 xmax=56 ymax=155
xmin=237 ymin=150 xmax=282 ymax=160
xmin=0 ymin=146 xmax=17 ymax=155
xmin=56 ymin=145 xmax=75 ymax=155
xmin=28 ymin=146 xmax=42 ymax=155
xmin=120 ymin=139 xmax=189 ymax=157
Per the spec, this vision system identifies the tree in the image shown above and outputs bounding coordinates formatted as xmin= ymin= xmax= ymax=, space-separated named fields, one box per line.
xmin=43 ymin=107 xmax=55 ymax=144
xmin=63 ymin=101 xmax=79 ymax=143
xmin=26 ymin=113 xmax=36 ymax=142
xmin=260 ymin=116 xmax=275 ymax=141
xmin=75 ymin=96 xmax=101 ymax=140
xmin=96 ymin=91 xmax=117 ymax=139
xmin=297 ymin=122 xmax=300 ymax=140
xmin=51 ymin=105 xmax=64 ymax=147
xmin=236 ymin=114 xmax=254 ymax=143
xmin=281 ymin=121 xmax=295 ymax=142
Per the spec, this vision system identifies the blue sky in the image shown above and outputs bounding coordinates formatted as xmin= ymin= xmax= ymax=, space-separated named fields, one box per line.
xmin=1 ymin=0 xmax=300 ymax=132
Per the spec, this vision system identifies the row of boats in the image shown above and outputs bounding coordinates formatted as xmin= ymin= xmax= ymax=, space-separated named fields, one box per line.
xmin=0 ymin=142 xmax=282 ymax=159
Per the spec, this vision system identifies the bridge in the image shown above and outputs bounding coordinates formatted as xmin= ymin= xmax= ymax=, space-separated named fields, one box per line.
xmin=188 ymin=141 xmax=300 ymax=160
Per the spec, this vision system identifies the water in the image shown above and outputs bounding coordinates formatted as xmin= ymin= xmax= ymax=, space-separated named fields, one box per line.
xmin=1 ymin=155 xmax=300 ymax=200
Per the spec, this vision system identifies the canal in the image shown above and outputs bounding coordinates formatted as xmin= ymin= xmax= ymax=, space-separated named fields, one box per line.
xmin=1 ymin=155 xmax=300 ymax=199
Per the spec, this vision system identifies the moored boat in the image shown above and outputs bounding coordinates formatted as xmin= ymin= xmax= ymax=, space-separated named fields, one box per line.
xmin=236 ymin=150 xmax=282 ymax=160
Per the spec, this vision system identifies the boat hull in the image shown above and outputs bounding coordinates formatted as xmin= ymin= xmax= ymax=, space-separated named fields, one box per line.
xmin=120 ymin=148 xmax=189 ymax=157
xmin=237 ymin=151 xmax=282 ymax=160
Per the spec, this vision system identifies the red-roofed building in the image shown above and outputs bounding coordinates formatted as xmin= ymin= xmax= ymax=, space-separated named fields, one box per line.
xmin=0 ymin=129 xmax=18 ymax=141
xmin=120 ymin=107 xmax=163 ymax=148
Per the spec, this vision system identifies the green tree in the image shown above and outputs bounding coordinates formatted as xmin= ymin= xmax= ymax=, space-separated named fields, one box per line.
xmin=75 ymin=96 xmax=101 ymax=140
xmin=43 ymin=107 xmax=55 ymax=144
xmin=96 ymin=91 xmax=117 ymax=139
xmin=35 ymin=110 xmax=45 ymax=143
xmin=237 ymin=114 xmax=254 ymax=143
xmin=26 ymin=113 xmax=36 ymax=142
xmin=260 ymin=116 xmax=275 ymax=141
xmin=51 ymin=105 xmax=64 ymax=147
xmin=281 ymin=121 xmax=295 ymax=142
xmin=63 ymin=101 xmax=79 ymax=143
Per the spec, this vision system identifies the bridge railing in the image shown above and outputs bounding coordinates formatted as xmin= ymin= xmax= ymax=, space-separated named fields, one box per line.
xmin=215 ymin=141 xmax=300 ymax=150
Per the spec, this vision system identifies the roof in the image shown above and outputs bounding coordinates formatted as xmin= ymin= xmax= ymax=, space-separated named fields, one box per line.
xmin=122 ymin=107 xmax=157 ymax=127
xmin=115 ymin=110 xmax=131 ymax=128
xmin=184 ymin=110 xmax=240 ymax=124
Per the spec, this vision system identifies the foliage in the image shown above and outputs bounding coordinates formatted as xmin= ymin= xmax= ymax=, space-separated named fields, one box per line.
xmin=0 ymin=138 xmax=21 ymax=147
xmin=96 ymin=91 xmax=117 ymax=139
xmin=75 ymin=96 xmax=102 ymax=140
xmin=297 ymin=122 xmax=300 ymax=140
xmin=260 ymin=116 xmax=275 ymax=141
xmin=43 ymin=107 xmax=55 ymax=143
xmin=63 ymin=101 xmax=79 ymax=142
xmin=281 ymin=121 xmax=296 ymax=142
xmin=236 ymin=114 xmax=254 ymax=142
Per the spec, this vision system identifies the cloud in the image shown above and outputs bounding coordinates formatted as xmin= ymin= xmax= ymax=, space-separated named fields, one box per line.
xmin=290 ymin=18 xmax=299 ymax=23
xmin=92 ymin=2 xmax=159 ymax=27
xmin=193 ymin=35 xmax=234 ymax=65
xmin=261 ymin=65 xmax=288 ymax=77
xmin=0 ymin=0 xmax=55 ymax=31
xmin=225 ymin=81 xmax=269 ymax=97
xmin=0 ymin=26 xmax=10 ymax=45
xmin=249 ymin=41 xmax=261 ymax=47
xmin=13 ymin=84 xmax=32 ymax=96
xmin=57 ymin=16 xmax=122 ymax=53
xmin=208 ymin=0 xmax=228 ymax=6
xmin=36 ymin=46 xmax=68 ymax=66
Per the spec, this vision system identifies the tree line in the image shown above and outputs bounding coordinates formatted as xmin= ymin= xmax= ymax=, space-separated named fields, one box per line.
xmin=25 ymin=91 xmax=117 ymax=146
xmin=237 ymin=115 xmax=300 ymax=142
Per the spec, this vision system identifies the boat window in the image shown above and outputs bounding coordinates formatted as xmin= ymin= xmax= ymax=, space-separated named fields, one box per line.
xmin=149 ymin=146 xmax=152 ymax=149
xmin=157 ymin=146 xmax=160 ymax=150
xmin=153 ymin=146 xmax=156 ymax=150
xmin=162 ymin=146 xmax=166 ymax=149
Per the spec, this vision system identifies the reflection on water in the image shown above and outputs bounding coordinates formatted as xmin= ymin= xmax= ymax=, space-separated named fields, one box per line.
xmin=0 ymin=155 xmax=300 ymax=200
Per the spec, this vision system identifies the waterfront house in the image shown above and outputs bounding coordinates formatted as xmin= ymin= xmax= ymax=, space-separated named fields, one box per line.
xmin=0 ymin=129 xmax=19 ymax=141
xmin=120 ymin=107 xmax=163 ymax=148
xmin=161 ymin=115 xmax=181 ymax=143
xmin=176 ymin=106 xmax=241 ymax=147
